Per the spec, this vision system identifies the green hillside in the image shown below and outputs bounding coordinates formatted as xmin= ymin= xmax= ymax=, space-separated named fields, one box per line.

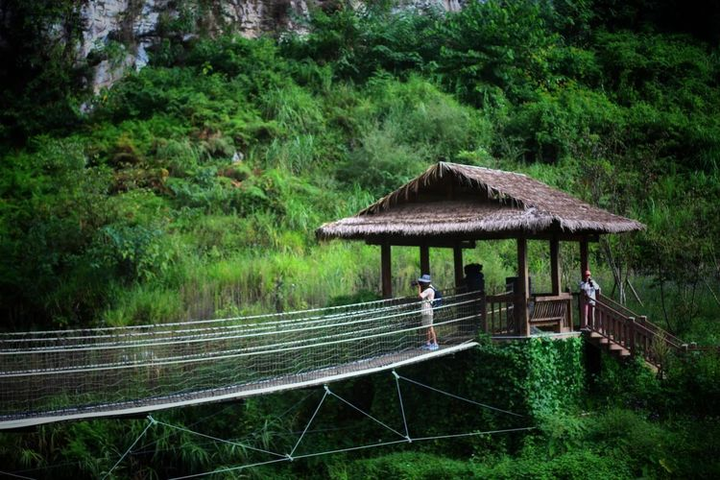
xmin=1 ymin=1 xmax=719 ymax=477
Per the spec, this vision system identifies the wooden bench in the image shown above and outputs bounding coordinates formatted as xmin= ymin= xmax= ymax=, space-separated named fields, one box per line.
xmin=529 ymin=294 xmax=572 ymax=332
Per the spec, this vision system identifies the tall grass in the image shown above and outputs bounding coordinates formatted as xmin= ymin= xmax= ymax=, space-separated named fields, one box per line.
xmin=259 ymin=83 xmax=325 ymax=135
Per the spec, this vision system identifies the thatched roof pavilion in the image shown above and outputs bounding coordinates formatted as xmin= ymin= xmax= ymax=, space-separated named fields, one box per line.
xmin=317 ymin=162 xmax=643 ymax=241
xmin=317 ymin=162 xmax=644 ymax=336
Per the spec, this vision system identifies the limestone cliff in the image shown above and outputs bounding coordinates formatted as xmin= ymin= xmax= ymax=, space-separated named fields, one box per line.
xmin=0 ymin=0 xmax=460 ymax=94
xmin=79 ymin=0 xmax=313 ymax=92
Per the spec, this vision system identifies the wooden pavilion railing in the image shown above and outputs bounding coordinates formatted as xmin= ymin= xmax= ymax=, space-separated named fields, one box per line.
xmin=583 ymin=294 xmax=686 ymax=367
xmin=483 ymin=292 xmax=574 ymax=335
xmin=476 ymin=286 xmax=710 ymax=369
xmin=485 ymin=292 xmax=518 ymax=334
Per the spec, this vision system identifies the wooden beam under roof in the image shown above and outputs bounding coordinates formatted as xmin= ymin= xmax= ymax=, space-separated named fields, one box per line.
xmin=366 ymin=239 xmax=477 ymax=249
xmin=365 ymin=232 xmax=599 ymax=246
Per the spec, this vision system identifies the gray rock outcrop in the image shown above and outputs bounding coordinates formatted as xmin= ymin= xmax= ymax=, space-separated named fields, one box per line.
xmin=79 ymin=0 xmax=313 ymax=93
xmin=0 ymin=0 xmax=462 ymax=94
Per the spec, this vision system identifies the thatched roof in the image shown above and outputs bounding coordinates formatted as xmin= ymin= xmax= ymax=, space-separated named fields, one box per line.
xmin=317 ymin=162 xmax=644 ymax=242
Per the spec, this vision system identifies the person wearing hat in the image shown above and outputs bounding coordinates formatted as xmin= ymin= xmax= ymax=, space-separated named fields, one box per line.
xmin=417 ymin=273 xmax=438 ymax=351
xmin=579 ymin=270 xmax=601 ymax=326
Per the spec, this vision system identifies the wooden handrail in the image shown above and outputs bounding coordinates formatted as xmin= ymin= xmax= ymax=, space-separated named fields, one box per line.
xmin=486 ymin=293 xmax=520 ymax=303
xmin=597 ymin=294 xmax=637 ymax=318
xmin=587 ymin=296 xmax=685 ymax=367
xmin=532 ymin=292 xmax=573 ymax=302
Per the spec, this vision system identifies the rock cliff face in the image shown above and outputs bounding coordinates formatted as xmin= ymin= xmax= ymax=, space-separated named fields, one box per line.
xmin=80 ymin=0 xmax=313 ymax=92
xmin=0 ymin=0 xmax=460 ymax=94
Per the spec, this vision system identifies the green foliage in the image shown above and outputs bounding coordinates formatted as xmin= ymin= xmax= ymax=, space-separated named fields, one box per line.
xmin=336 ymin=448 xmax=628 ymax=479
xmin=470 ymin=338 xmax=585 ymax=417
xmin=662 ymin=352 xmax=720 ymax=417
xmin=282 ymin=4 xmax=444 ymax=82
xmin=0 ymin=139 xmax=116 ymax=326
xmin=337 ymin=76 xmax=491 ymax=195
xmin=437 ymin=0 xmax=560 ymax=105
xmin=505 ymin=87 xmax=622 ymax=163
xmin=0 ymin=0 xmax=89 ymax=143
xmin=93 ymin=223 xmax=175 ymax=282
xmin=1 ymin=0 xmax=720 ymax=477
xmin=526 ymin=338 xmax=585 ymax=414
xmin=589 ymin=352 xmax=661 ymax=409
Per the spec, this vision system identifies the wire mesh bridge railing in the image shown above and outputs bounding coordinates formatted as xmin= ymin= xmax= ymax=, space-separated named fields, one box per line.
xmin=0 ymin=291 xmax=483 ymax=429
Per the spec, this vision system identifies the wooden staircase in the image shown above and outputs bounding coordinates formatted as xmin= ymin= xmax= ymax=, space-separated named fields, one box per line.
xmin=580 ymin=294 xmax=686 ymax=369
xmin=585 ymin=331 xmax=631 ymax=359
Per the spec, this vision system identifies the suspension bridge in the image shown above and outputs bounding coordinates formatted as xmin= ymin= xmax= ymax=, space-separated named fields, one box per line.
xmin=1 ymin=162 xmax=690 ymax=433
xmin=0 ymin=291 xmax=483 ymax=430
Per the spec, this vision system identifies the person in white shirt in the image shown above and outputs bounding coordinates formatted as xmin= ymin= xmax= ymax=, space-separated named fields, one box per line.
xmin=417 ymin=274 xmax=438 ymax=351
xmin=579 ymin=270 xmax=601 ymax=326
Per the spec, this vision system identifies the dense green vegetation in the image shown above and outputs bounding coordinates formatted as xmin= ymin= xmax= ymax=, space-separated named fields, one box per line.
xmin=1 ymin=0 xmax=719 ymax=477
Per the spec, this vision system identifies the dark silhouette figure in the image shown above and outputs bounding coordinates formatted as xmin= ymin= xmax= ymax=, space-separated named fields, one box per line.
xmin=463 ymin=263 xmax=485 ymax=293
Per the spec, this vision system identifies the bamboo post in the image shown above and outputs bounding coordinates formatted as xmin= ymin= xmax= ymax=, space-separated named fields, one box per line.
xmin=481 ymin=293 xmax=487 ymax=333
xmin=453 ymin=243 xmax=464 ymax=288
xmin=580 ymin=239 xmax=589 ymax=277
xmin=550 ymin=238 xmax=561 ymax=295
xmin=579 ymin=239 xmax=589 ymax=330
xmin=420 ymin=244 xmax=430 ymax=277
xmin=381 ymin=243 xmax=392 ymax=298
xmin=517 ymin=237 xmax=530 ymax=336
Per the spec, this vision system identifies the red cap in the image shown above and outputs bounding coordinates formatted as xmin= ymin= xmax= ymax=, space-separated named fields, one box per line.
xmin=584 ymin=270 xmax=591 ymax=277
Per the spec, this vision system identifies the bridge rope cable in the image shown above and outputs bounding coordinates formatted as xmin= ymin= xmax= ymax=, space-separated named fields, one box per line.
xmin=171 ymin=458 xmax=292 ymax=480
xmin=0 ymin=470 xmax=36 ymax=480
xmin=4 ymin=293 xmax=477 ymax=348
xmin=325 ymin=385 xmax=407 ymax=440
xmin=393 ymin=370 xmax=411 ymax=441
xmin=135 ymin=388 xmax=319 ymax=457
xmin=394 ymin=373 xmax=525 ymax=418
xmin=0 ymin=293 xmax=446 ymax=340
xmin=0 ymin=294 xmax=420 ymax=351
xmin=288 ymin=387 xmax=329 ymax=459
xmin=1 ymin=292 xmax=482 ymax=422
xmin=0 ymin=301 xmax=395 ymax=348
xmin=161 ymin=371 xmax=534 ymax=480
xmin=1 ymin=312 xmax=478 ymax=377
xmin=101 ymin=416 xmax=156 ymax=480
xmin=1 ymin=298 xmax=478 ymax=355
xmin=5 ymin=391 xmax=322 ymax=480
xmin=152 ymin=419 xmax=286 ymax=459
xmin=0 ymin=297 xmax=473 ymax=358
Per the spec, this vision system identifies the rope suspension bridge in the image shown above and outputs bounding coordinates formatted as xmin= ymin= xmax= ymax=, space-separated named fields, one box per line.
xmin=0 ymin=291 xmax=484 ymax=430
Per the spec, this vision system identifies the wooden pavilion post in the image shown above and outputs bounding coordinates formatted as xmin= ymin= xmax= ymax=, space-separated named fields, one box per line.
xmin=550 ymin=238 xmax=561 ymax=295
xmin=579 ymin=238 xmax=589 ymax=278
xmin=381 ymin=242 xmax=392 ymax=298
xmin=453 ymin=243 xmax=464 ymax=288
xmin=420 ymin=244 xmax=430 ymax=276
xmin=579 ymin=238 xmax=589 ymax=329
xmin=517 ymin=237 xmax=530 ymax=336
